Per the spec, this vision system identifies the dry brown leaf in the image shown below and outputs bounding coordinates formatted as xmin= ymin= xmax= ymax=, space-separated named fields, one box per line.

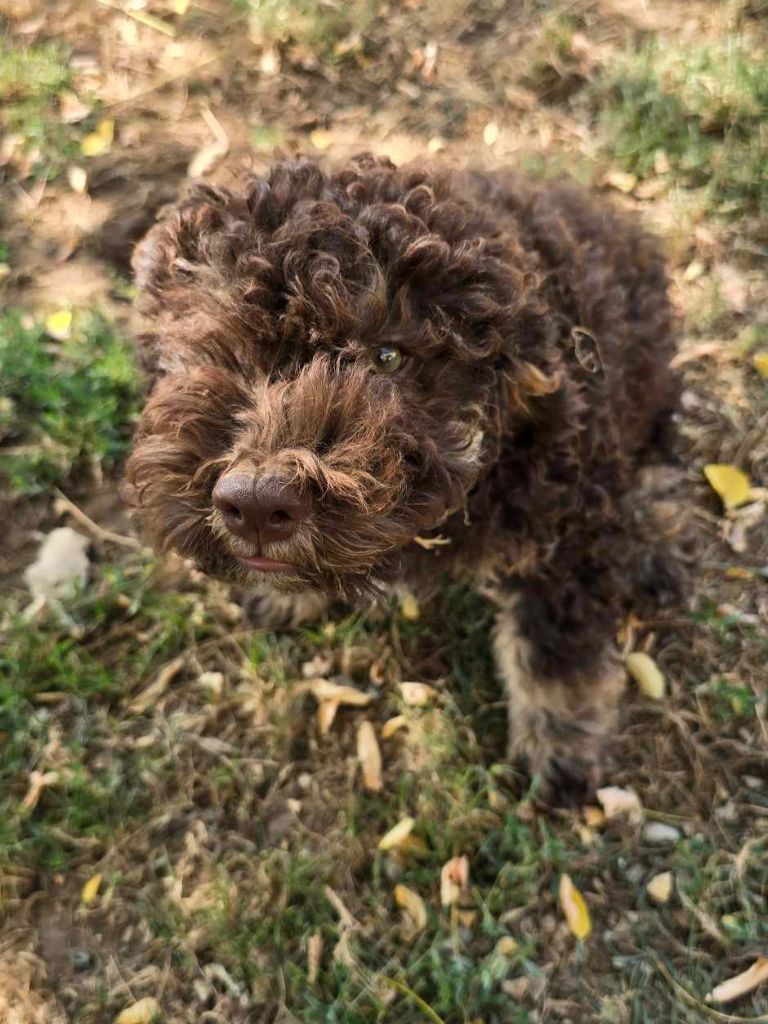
xmin=626 ymin=652 xmax=666 ymax=699
xmin=307 ymin=679 xmax=373 ymax=707
xmin=596 ymin=785 xmax=643 ymax=824
xmin=394 ymin=883 xmax=428 ymax=934
xmin=357 ymin=720 xmax=383 ymax=792
xmin=316 ymin=700 xmax=340 ymax=735
xmin=440 ymin=855 xmax=470 ymax=907
xmin=129 ymin=656 xmax=185 ymax=714
xmin=378 ymin=817 xmax=415 ymax=851
xmin=558 ymin=874 xmax=591 ymax=940
xmin=399 ymin=682 xmax=438 ymax=706
xmin=704 ymin=464 xmax=752 ymax=509
xmin=706 ymin=958 xmax=768 ymax=1004
xmin=307 ymin=931 xmax=323 ymax=985
xmin=381 ymin=715 xmax=408 ymax=739
xmin=21 ymin=770 xmax=60 ymax=811
xmin=115 ymin=997 xmax=160 ymax=1024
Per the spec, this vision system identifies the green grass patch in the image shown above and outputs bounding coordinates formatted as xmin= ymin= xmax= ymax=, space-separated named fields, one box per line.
xmin=596 ymin=36 xmax=768 ymax=214
xmin=0 ymin=308 xmax=141 ymax=495
xmin=0 ymin=39 xmax=79 ymax=180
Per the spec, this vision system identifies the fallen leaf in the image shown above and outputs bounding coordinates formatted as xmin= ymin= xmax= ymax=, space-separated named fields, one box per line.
xmin=604 ymin=170 xmax=637 ymax=194
xmin=399 ymin=682 xmax=438 ymax=706
xmin=394 ymin=883 xmax=428 ymax=934
xmin=704 ymin=464 xmax=752 ymax=509
xmin=399 ymin=592 xmax=420 ymax=620
xmin=440 ymin=855 xmax=470 ymax=907
xmin=316 ymin=700 xmax=340 ymax=735
xmin=81 ymin=118 xmax=114 ymax=158
xmin=399 ymin=835 xmax=429 ymax=857
xmin=753 ymin=352 xmax=768 ymax=378
xmin=706 ymin=958 xmax=768 ymax=1004
xmin=381 ymin=715 xmax=408 ymax=739
xmin=646 ymin=871 xmax=674 ymax=904
xmin=80 ymin=873 xmax=103 ymax=905
xmin=558 ymin=874 xmax=591 ymax=940
xmin=115 ymin=997 xmax=160 ymax=1024
xmin=21 ymin=770 xmax=60 ymax=811
xmin=683 ymin=259 xmax=706 ymax=282
xmin=58 ymin=90 xmax=92 ymax=123
xmin=129 ymin=656 xmax=185 ymax=714
xmin=583 ymin=806 xmax=606 ymax=828
xmin=483 ymin=121 xmax=499 ymax=146
xmin=307 ymin=931 xmax=323 ymax=985
xmin=495 ymin=936 xmax=519 ymax=957
xmin=24 ymin=527 xmax=90 ymax=600
xmin=309 ymin=129 xmax=333 ymax=151
xmin=171 ymin=0 xmax=189 ymax=13
xmin=259 ymin=46 xmax=280 ymax=75
xmin=427 ymin=136 xmax=446 ymax=154
xmin=44 ymin=309 xmax=72 ymax=340
xmin=67 ymin=165 xmax=88 ymax=193
xmin=378 ymin=817 xmax=415 ymax=851
xmin=596 ymin=786 xmax=643 ymax=824
xmin=626 ymin=652 xmax=666 ymax=699
xmin=357 ymin=720 xmax=383 ymax=791
xmin=188 ymin=106 xmax=229 ymax=178
xmin=307 ymin=680 xmax=373 ymax=707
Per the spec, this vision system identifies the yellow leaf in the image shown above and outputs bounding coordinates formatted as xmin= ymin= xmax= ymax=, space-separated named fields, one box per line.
xmin=44 ymin=309 xmax=72 ymax=340
xmin=81 ymin=873 xmax=103 ymax=906
xmin=583 ymin=805 xmax=605 ymax=828
xmin=646 ymin=871 xmax=674 ymax=904
xmin=604 ymin=170 xmax=637 ymax=194
xmin=81 ymin=118 xmax=114 ymax=158
xmin=558 ymin=874 xmax=591 ymax=940
xmin=378 ymin=816 xmax=415 ymax=851
xmin=171 ymin=0 xmax=190 ymax=13
xmin=495 ymin=936 xmax=519 ymax=957
xmin=357 ymin=720 xmax=382 ymax=792
xmin=309 ymin=129 xmax=333 ymax=151
xmin=753 ymin=352 xmax=768 ymax=378
xmin=399 ymin=592 xmax=420 ymax=620
xmin=704 ymin=464 xmax=751 ymax=510
xmin=394 ymin=883 xmax=427 ymax=934
xmin=115 ymin=997 xmax=160 ymax=1024
xmin=381 ymin=714 xmax=408 ymax=740
xmin=706 ymin=958 xmax=768 ymax=1004
xmin=626 ymin=652 xmax=666 ymax=700
xmin=399 ymin=835 xmax=429 ymax=857
xmin=307 ymin=680 xmax=373 ymax=707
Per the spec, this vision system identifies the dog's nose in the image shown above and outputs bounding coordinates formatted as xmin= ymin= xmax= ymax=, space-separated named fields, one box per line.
xmin=212 ymin=473 xmax=309 ymax=545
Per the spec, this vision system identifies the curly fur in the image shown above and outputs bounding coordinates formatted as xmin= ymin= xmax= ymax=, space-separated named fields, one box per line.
xmin=125 ymin=154 xmax=682 ymax=803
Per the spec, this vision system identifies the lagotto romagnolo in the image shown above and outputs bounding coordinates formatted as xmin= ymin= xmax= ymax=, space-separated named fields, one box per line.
xmin=125 ymin=154 xmax=689 ymax=805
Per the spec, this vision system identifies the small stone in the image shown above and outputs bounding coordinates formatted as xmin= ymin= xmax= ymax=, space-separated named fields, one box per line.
xmin=642 ymin=822 xmax=680 ymax=844
xmin=69 ymin=948 xmax=93 ymax=972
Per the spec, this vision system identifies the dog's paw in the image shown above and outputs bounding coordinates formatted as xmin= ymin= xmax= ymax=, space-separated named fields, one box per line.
xmin=243 ymin=587 xmax=328 ymax=630
xmin=508 ymin=726 xmax=603 ymax=808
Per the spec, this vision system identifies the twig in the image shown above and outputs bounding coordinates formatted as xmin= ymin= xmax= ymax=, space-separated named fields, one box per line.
xmin=95 ymin=0 xmax=176 ymax=36
xmin=378 ymin=977 xmax=447 ymax=1024
xmin=652 ymin=954 xmax=768 ymax=1023
xmin=103 ymin=52 xmax=230 ymax=111
xmin=53 ymin=488 xmax=140 ymax=549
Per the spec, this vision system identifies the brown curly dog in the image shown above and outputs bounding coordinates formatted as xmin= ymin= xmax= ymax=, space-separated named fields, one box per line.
xmin=125 ymin=153 xmax=686 ymax=805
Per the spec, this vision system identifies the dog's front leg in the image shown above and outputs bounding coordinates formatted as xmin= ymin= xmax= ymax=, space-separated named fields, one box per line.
xmin=490 ymin=581 xmax=625 ymax=807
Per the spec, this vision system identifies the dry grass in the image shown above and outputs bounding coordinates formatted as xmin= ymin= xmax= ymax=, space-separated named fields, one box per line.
xmin=1 ymin=0 xmax=767 ymax=1021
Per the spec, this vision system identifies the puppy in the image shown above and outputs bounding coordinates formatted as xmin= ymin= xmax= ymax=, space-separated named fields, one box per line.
xmin=125 ymin=154 xmax=683 ymax=804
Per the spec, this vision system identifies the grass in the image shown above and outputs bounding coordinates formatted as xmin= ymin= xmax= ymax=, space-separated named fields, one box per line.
xmin=597 ymin=36 xmax=768 ymax=214
xmin=0 ymin=39 xmax=78 ymax=180
xmin=0 ymin=308 xmax=141 ymax=495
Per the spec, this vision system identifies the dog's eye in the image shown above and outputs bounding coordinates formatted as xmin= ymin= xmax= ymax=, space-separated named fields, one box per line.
xmin=371 ymin=345 xmax=404 ymax=374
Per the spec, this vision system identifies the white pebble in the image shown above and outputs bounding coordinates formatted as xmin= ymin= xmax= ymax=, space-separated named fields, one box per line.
xmin=642 ymin=822 xmax=681 ymax=844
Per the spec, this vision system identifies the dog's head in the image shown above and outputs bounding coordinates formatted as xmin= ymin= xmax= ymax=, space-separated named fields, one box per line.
xmin=125 ymin=155 xmax=554 ymax=597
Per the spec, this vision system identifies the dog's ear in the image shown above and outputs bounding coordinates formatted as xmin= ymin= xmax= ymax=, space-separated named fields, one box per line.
xmin=131 ymin=185 xmax=229 ymax=301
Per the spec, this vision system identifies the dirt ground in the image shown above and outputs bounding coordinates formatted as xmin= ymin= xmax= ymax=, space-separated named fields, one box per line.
xmin=1 ymin=1 xmax=767 ymax=1022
